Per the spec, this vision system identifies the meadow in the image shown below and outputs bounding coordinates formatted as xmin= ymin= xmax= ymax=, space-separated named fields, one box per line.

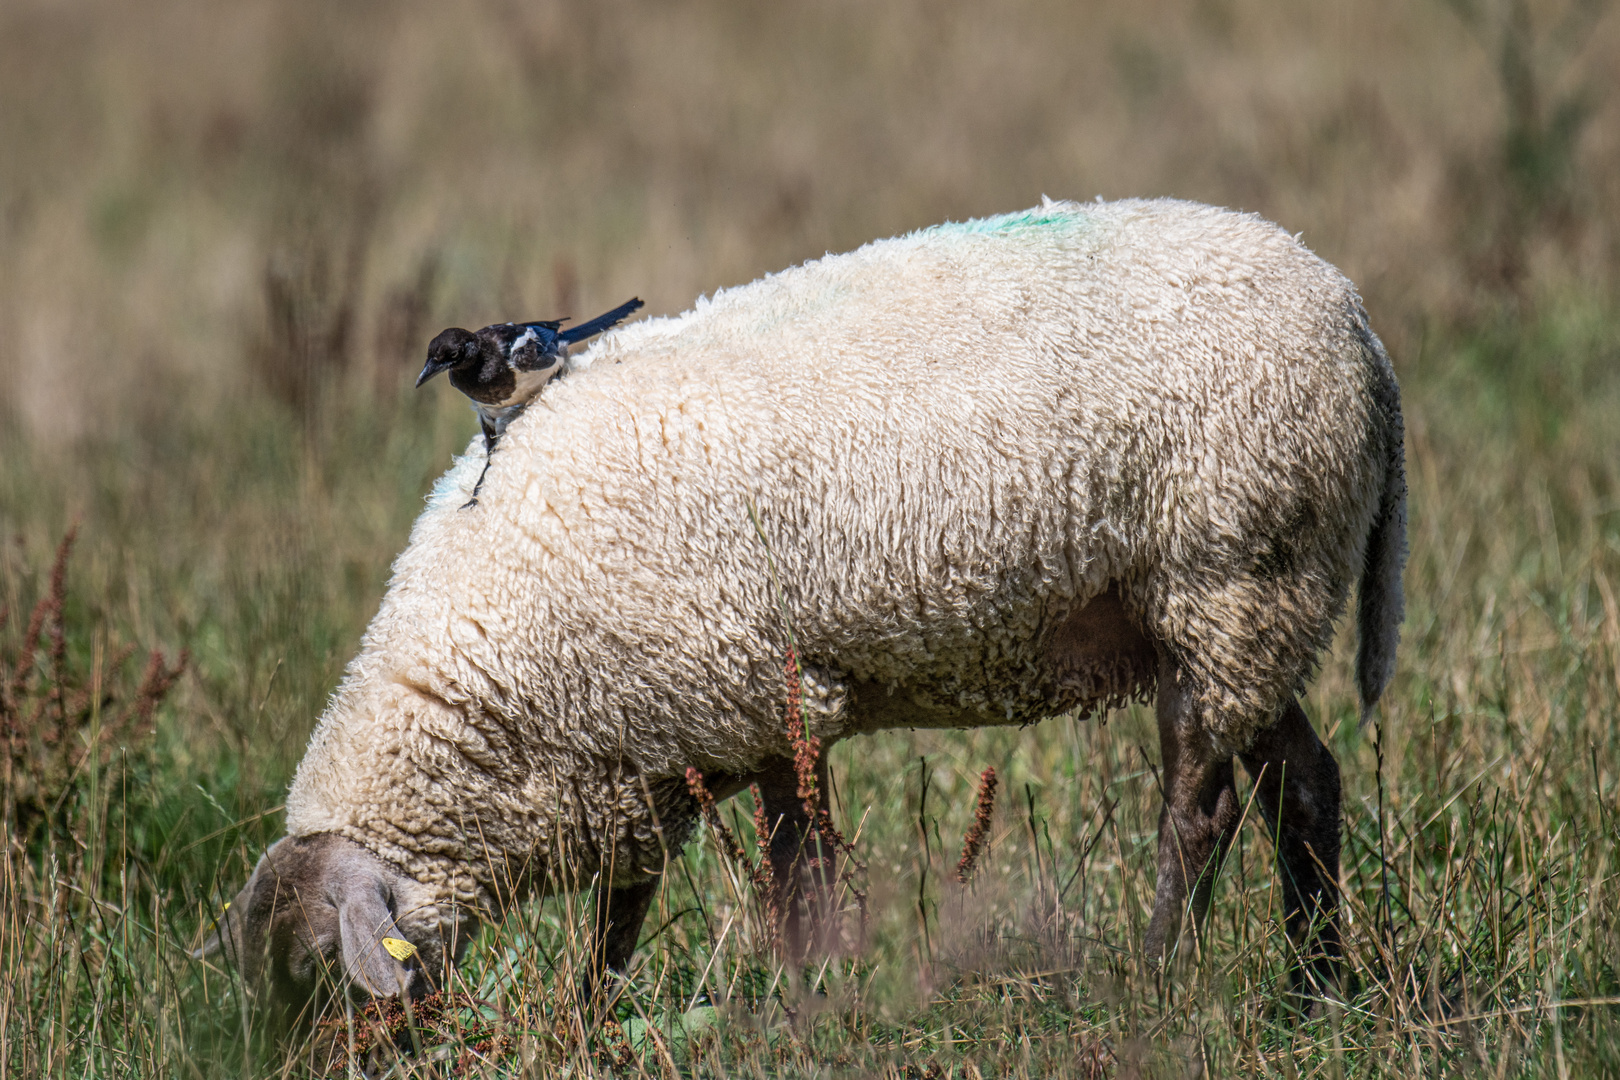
xmin=4 ymin=0 xmax=1620 ymax=1075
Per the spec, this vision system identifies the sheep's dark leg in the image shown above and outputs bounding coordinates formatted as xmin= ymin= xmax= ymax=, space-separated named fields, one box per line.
xmin=1238 ymin=698 xmax=1342 ymax=1000
xmin=755 ymin=755 xmax=836 ymax=960
xmin=590 ymin=874 xmax=660 ymax=975
xmin=1144 ymin=652 xmax=1241 ymax=966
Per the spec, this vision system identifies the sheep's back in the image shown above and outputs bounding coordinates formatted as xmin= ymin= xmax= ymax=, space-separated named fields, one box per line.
xmin=438 ymin=198 xmax=1373 ymax=749
xmin=287 ymin=198 xmax=1394 ymax=897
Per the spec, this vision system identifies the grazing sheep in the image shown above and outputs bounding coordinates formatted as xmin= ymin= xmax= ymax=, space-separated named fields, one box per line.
xmin=201 ymin=198 xmax=1405 ymax=1014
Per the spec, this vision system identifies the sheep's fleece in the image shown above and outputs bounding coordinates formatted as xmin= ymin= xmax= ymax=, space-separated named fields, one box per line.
xmin=287 ymin=197 xmax=1405 ymax=918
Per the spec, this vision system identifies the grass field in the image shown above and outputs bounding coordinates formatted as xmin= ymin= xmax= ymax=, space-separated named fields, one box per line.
xmin=5 ymin=0 xmax=1620 ymax=1076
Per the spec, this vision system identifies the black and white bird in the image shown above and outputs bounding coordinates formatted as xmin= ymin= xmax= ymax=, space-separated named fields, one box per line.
xmin=417 ymin=297 xmax=644 ymax=502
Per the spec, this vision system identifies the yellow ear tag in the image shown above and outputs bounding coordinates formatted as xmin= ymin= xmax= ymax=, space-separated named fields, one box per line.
xmin=381 ymin=936 xmax=418 ymax=961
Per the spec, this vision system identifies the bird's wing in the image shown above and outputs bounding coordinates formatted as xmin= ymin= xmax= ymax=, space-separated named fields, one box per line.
xmin=557 ymin=297 xmax=645 ymax=344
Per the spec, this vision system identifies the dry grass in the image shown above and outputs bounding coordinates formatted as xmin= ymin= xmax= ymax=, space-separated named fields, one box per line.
xmin=3 ymin=0 xmax=1620 ymax=1075
xmin=2 ymin=0 xmax=1618 ymax=438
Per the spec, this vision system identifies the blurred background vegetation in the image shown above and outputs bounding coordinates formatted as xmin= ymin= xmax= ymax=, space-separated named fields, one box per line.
xmin=3 ymin=0 xmax=1620 ymax=1075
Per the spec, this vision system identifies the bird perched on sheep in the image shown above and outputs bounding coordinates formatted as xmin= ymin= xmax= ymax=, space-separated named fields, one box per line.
xmin=202 ymin=198 xmax=1405 ymax=1017
xmin=416 ymin=297 xmax=645 ymax=502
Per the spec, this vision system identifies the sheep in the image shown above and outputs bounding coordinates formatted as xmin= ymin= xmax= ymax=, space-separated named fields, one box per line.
xmin=200 ymin=197 xmax=1406 ymax=1015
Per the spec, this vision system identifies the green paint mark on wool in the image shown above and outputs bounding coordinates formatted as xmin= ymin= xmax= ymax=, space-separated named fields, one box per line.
xmin=918 ymin=205 xmax=1087 ymax=241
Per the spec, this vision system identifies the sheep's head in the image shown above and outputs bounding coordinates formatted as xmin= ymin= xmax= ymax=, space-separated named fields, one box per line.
xmin=195 ymin=834 xmax=477 ymax=1020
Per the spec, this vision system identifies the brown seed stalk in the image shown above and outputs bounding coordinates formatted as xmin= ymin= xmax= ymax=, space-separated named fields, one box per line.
xmin=956 ymin=767 xmax=998 ymax=886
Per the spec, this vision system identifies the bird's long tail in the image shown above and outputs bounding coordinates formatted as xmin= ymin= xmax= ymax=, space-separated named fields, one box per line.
xmin=559 ymin=297 xmax=645 ymax=344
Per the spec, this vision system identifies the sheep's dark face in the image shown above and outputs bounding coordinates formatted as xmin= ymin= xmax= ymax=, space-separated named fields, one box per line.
xmin=195 ymin=834 xmax=476 ymax=1023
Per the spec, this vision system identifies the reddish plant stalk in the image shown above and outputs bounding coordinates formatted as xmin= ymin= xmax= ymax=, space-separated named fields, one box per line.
xmin=3 ymin=527 xmax=185 ymax=836
xmin=750 ymin=782 xmax=780 ymax=932
xmin=45 ymin=527 xmax=74 ymax=729
xmin=957 ymin=767 xmax=999 ymax=886
xmin=126 ymin=648 xmax=188 ymax=738
xmin=782 ymin=648 xmax=820 ymax=821
xmin=686 ymin=767 xmax=772 ymax=904
xmin=782 ymin=647 xmax=867 ymax=927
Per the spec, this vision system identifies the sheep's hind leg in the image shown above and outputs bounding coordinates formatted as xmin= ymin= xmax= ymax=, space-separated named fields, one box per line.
xmin=1143 ymin=651 xmax=1241 ymax=969
xmin=590 ymin=874 xmax=660 ymax=975
xmin=1237 ymin=698 xmax=1342 ymax=1003
xmin=755 ymin=755 xmax=836 ymax=961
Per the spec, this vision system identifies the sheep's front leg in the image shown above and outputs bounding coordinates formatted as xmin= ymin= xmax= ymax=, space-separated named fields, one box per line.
xmin=1144 ymin=653 xmax=1241 ymax=966
xmin=1237 ymin=698 xmax=1342 ymax=998
xmin=755 ymin=755 xmax=836 ymax=960
xmin=591 ymin=874 xmax=660 ymax=975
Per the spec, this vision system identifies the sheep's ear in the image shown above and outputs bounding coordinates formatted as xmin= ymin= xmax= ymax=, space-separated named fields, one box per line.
xmin=191 ymin=909 xmax=229 ymax=960
xmin=337 ymin=877 xmax=412 ymax=999
xmin=193 ymin=834 xmax=445 ymax=1011
xmin=191 ymin=853 xmax=270 ymax=964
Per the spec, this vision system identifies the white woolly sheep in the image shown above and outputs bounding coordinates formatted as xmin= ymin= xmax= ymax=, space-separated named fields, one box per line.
xmin=201 ymin=197 xmax=1406 ymax=1014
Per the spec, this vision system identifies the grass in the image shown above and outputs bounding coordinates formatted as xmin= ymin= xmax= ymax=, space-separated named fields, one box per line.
xmin=3 ymin=294 xmax=1620 ymax=1077
xmin=4 ymin=0 xmax=1620 ymax=1074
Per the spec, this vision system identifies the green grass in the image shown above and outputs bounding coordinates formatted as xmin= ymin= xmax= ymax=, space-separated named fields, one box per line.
xmin=4 ymin=295 xmax=1620 ymax=1077
xmin=5 ymin=0 xmax=1620 ymax=1070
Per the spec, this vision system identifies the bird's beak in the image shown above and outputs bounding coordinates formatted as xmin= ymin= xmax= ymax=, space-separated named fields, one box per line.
xmin=415 ymin=356 xmax=454 ymax=389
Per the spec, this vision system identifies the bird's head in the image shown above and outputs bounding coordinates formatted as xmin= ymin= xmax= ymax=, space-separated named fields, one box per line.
xmin=416 ymin=328 xmax=484 ymax=389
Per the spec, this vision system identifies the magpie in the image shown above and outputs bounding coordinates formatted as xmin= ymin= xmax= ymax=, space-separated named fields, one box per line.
xmin=417 ymin=297 xmax=644 ymax=504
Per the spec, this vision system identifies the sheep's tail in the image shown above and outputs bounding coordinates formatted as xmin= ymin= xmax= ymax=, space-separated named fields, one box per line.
xmin=1355 ymin=325 xmax=1408 ymax=724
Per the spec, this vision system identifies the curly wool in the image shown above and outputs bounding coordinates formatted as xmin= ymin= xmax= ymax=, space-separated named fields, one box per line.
xmin=285 ymin=198 xmax=1404 ymax=913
